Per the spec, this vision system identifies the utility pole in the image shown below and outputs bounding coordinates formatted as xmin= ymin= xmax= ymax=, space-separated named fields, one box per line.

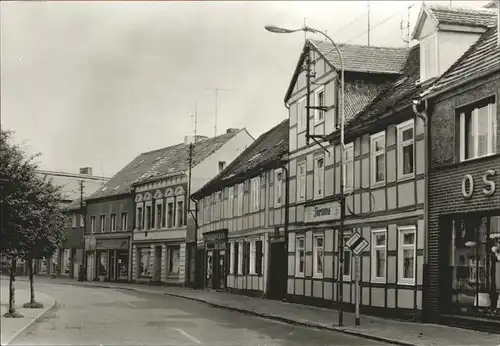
xmin=79 ymin=179 xmax=86 ymax=281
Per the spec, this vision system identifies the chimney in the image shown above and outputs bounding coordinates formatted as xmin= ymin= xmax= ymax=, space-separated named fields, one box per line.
xmin=184 ymin=135 xmax=192 ymax=145
xmin=194 ymin=135 xmax=208 ymax=142
xmin=80 ymin=167 xmax=92 ymax=175
xmin=226 ymin=128 xmax=240 ymax=134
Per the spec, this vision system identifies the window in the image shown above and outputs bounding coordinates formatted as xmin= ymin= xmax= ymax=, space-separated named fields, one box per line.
xmin=229 ymin=242 xmax=235 ymax=274
xmin=250 ymin=240 xmax=256 ymax=274
xmin=314 ymin=156 xmax=324 ymax=198
xmin=177 ymin=201 xmax=184 ymax=226
xmin=371 ymin=131 xmax=386 ymax=185
xmin=90 ymin=216 xmax=96 ymax=234
xmin=344 ymin=143 xmax=354 ymax=191
xmin=228 ymin=187 xmax=234 ymax=218
xmin=398 ymin=226 xmax=416 ymax=285
xmin=238 ymin=242 xmax=243 ymax=274
xmin=100 ymin=215 xmax=105 ymax=233
xmin=121 ymin=213 xmax=128 ymax=231
xmin=371 ymin=229 xmax=387 ymax=282
xmin=218 ymin=161 xmax=226 ymax=173
xmin=255 ymin=240 xmax=263 ymax=275
xmin=110 ymin=214 xmax=116 ymax=232
xmin=145 ymin=206 xmax=151 ymax=230
xmin=459 ymin=97 xmax=497 ymax=161
xmin=295 ymin=236 xmax=305 ymax=277
xmin=420 ymin=34 xmax=438 ymax=81
xmin=297 ymin=161 xmax=306 ymax=201
xmin=137 ymin=207 xmax=143 ymax=230
xmin=251 ymin=178 xmax=260 ymax=212
xmin=80 ymin=214 xmax=84 ymax=227
xmin=237 ymin=183 xmax=244 ymax=216
xmin=243 ymin=241 xmax=251 ymax=275
xmin=233 ymin=242 xmax=240 ymax=274
xmin=297 ymin=97 xmax=306 ymax=131
xmin=72 ymin=214 xmax=77 ymax=228
xmin=343 ymin=235 xmax=352 ymax=280
xmin=168 ymin=246 xmax=180 ymax=275
xmin=275 ymin=170 xmax=283 ymax=206
xmin=167 ymin=202 xmax=174 ymax=228
xmin=397 ymin=120 xmax=415 ymax=179
xmin=315 ymin=87 xmax=325 ymax=123
xmin=154 ymin=204 xmax=161 ymax=229
xmin=313 ymin=234 xmax=324 ymax=278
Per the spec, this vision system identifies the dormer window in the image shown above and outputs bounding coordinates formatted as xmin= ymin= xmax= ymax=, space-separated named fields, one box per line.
xmin=218 ymin=161 xmax=226 ymax=173
xmin=420 ymin=34 xmax=438 ymax=81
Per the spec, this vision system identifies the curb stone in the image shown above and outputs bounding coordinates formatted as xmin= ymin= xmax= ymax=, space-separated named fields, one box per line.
xmin=5 ymin=296 xmax=57 ymax=346
xmin=43 ymin=280 xmax=416 ymax=346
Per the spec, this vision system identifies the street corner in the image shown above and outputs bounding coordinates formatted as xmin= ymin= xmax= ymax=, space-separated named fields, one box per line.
xmin=0 ymin=292 xmax=56 ymax=345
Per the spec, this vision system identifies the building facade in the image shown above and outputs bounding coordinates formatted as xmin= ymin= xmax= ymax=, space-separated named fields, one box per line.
xmin=130 ymin=129 xmax=255 ymax=286
xmin=419 ymin=19 xmax=499 ymax=330
xmin=192 ymin=120 xmax=288 ymax=298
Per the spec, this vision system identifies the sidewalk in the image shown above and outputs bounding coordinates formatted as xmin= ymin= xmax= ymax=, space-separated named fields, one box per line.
xmin=0 ymin=279 xmax=55 ymax=345
xmin=26 ymin=276 xmax=500 ymax=346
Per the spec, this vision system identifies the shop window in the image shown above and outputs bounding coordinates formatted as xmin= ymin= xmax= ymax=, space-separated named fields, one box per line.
xmin=296 ymin=236 xmax=305 ymax=277
xmin=449 ymin=216 xmax=500 ymax=316
xmin=344 ymin=143 xmax=354 ymax=191
xmin=313 ymin=234 xmax=324 ymax=278
xmin=110 ymin=214 xmax=116 ymax=232
xmin=255 ymin=240 xmax=263 ymax=275
xmin=371 ymin=229 xmax=386 ymax=282
xmin=117 ymin=252 xmax=128 ymax=280
xmin=297 ymin=161 xmax=306 ymax=202
xmin=343 ymin=234 xmax=352 ymax=281
xmin=121 ymin=212 xmax=128 ymax=231
xmin=275 ymin=170 xmax=283 ymax=206
xmin=397 ymin=120 xmax=415 ymax=179
xmin=398 ymin=226 xmax=416 ymax=285
xmin=138 ymin=247 xmax=152 ymax=278
xmin=371 ymin=131 xmax=386 ymax=185
xmin=100 ymin=215 xmax=106 ymax=233
xmin=99 ymin=251 xmax=108 ymax=277
xmin=458 ymin=96 xmax=497 ymax=161
xmin=168 ymin=246 xmax=180 ymax=276
xmin=314 ymin=157 xmax=324 ymax=199
xmin=90 ymin=216 xmax=96 ymax=233
xmin=177 ymin=201 xmax=184 ymax=227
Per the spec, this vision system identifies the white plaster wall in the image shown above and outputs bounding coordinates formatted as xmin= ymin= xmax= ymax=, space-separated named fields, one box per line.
xmin=437 ymin=31 xmax=482 ymax=77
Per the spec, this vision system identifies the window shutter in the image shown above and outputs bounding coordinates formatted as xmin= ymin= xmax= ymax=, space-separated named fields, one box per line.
xmin=255 ymin=240 xmax=263 ymax=275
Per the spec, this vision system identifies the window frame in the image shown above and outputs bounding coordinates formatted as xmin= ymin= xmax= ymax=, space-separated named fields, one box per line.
xmin=90 ymin=216 xmax=96 ymax=234
xmin=251 ymin=177 xmax=260 ymax=212
xmin=313 ymin=234 xmax=324 ymax=278
xmin=237 ymin=241 xmax=243 ymax=275
xmin=297 ymin=161 xmax=306 ymax=202
xmin=420 ymin=33 xmax=438 ymax=81
xmin=314 ymin=155 xmax=325 ymax=199
xmin=370 ymin=130 xmax=386 ymax=186
xmin=398 ymin=226 xmax=417 ymax=285
xmin=100 ymin=215 xmax=106 ymax=233
xmin=274 ymin=169 xmax=283 ymax=207
xmin=121 ymin=212 xmax=128 ymax=231
xmin=397 ymin=119 xmax=415 ymax=180
xmin=314 ymin=86 xmax=325 ymax=124
xmin=249 ymin=240 xmax=256 ymax=274
xmin=459 ymin=98 xmax=497 ymax=162
xmin=229 ymin=242 xmax=235 ymax=275
xmin=297 ymin=97 xmax=307 ymax=131
xmin=371 ymin=229 xmax=387 ymax=283
xmin=295 ymin=235 xmax=305 ymax=278
xmin=228 ymin=186 xmax=234 ymax=218
xmin=344 ymin=142 xmax=354 ymax=192
xmin=237 ymin=183 xmax=244 ymax=216
xmin=110 ymin=213 xmax=116 ymax=232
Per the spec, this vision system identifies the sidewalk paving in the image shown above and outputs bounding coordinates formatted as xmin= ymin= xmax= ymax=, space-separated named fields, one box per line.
xmin=0 ymin=278 xmax=55 ymax=345
xmin=24 ymin=276 xmax=500 ymax=346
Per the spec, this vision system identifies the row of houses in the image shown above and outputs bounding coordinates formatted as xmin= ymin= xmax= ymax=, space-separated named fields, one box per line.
xmin=42 ymin=2 xmax=499 ymax=332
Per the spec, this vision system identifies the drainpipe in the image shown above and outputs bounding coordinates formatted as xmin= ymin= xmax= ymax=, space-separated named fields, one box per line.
xmin=282 ymin=101 xmax=291 ymax=300
xmin=412 ymin=96 xmax=429 ymax=321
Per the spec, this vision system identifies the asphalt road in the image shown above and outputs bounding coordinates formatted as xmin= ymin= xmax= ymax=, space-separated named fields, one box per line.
xmin=11 ymin=282 xmax=390 ymax=346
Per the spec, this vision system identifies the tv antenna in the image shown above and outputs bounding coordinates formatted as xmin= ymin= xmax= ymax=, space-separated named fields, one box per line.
xmin=400 ymin=4 xmax=414 ymax=46
xmin=191 ymin=102 xmax=198 ymax=139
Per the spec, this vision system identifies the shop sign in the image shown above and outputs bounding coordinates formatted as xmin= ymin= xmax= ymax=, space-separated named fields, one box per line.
xmin=304 ymin=201 xmax=341 ymax=223
xmin=95 ymin=238 xmax=129 ymax=250
xmin=85 ymin=236 xmax=96 ymax=251
xmin=461 ymin=169 xmax=496 ymax=199
xmin=203 ymin=230 xmax=227 ymax=243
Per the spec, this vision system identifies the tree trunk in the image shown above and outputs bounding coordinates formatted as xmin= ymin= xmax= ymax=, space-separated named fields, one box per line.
xmin=8 ymin=258 xmax=16 ymax=314
xmin=29 ymin=259 xmax=35 ymax=304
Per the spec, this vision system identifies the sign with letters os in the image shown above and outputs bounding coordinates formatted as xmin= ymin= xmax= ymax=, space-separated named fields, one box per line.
xmin=461 ymin=169 xmax=497 ymax=199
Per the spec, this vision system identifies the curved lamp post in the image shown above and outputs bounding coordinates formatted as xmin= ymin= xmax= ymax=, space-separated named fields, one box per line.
xmin=265 ymin=24 xmax=347 ymax=326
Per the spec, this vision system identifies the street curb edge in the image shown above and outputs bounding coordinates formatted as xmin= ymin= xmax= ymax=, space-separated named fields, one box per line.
xmin=162 ymin=292 xmax=417 ymax=346
xmin=5 ymin=296 xmax=57 ymax=346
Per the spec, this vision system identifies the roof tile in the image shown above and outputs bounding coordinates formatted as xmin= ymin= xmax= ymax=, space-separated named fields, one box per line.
xmin=428 ymin=4 xmax=497 ymax=28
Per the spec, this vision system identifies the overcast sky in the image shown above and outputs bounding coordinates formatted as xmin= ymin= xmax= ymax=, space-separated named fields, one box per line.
xmin=1 ymin=0 xmax=489 ymax=177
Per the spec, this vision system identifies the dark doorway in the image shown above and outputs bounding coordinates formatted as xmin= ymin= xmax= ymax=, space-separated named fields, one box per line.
xmin=268 ymin=240 xmax=286 ymax=300
xmin=195 ymin=248 xmax=205 ymax=289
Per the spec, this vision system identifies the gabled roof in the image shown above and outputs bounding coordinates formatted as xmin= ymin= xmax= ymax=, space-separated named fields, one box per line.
xmin=88 ymin=130 xmax=245 ymax=200
xmin=425 ymin=25 xmax=500 ymax=99
xmin=328 ymin=44 xmax=421 ymax=143
xmin=192 ymin=119 xmax=288 ymax=199
xmin=412 ymin=3 xmax=497 ymax=40
xmin=38 ymin=170 xmax=108 ymax=202
xmin=343 ymin=77 xmax=391 ymax=123
xmin=284 ymin=40 xmax=408 ymax=103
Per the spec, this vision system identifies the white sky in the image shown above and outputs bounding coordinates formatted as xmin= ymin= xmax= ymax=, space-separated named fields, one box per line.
xmin=0 ymin=0 xmax=489 ymax=177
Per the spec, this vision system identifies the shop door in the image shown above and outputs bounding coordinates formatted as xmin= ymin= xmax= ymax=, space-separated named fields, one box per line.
xmin=109 ymin=251 xmax=116 ymax=281
xmin=206 ymin=250 xmax=214 ymax=289
xmin=218 ymin=250 xmax=226 ymax=289
xmin=268 ymin=241 xmax=286 ymax=300
xmin=154 ymin=246 xmax=162 ymax=281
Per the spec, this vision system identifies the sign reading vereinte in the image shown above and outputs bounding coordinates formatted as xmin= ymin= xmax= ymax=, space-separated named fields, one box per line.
xmin=304 ymin=201 xmax=341 ymax=223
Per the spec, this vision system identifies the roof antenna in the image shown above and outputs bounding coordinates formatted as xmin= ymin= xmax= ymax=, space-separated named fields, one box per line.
xmin=191 ymin=102 xmax=198 ymax=140
xmin=303 ymin=17 xmax=308 ymax=40
xmin=400 ymin=4 xmax=414 ymax=46
xmin=367 ymin=1 xmax=371 ymax=46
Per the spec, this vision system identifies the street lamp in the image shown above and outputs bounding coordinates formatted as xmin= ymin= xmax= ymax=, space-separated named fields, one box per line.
xmin=265 ymin=24 xmax=346 ymax=326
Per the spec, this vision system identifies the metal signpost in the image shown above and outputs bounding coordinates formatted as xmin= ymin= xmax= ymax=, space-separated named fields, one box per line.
xmin=346 ymin=231 xmax=369 ymax=326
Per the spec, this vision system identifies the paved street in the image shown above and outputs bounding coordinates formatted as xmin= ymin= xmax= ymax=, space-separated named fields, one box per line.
xmin=10 ymin=282 xmax=389 ymax=346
